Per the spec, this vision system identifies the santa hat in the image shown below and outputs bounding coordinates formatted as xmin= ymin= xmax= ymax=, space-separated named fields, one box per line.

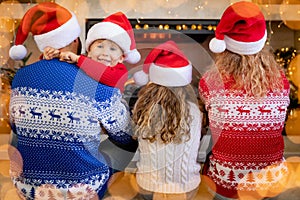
xmin=209 ymin=1 xmax=267 ymax=55
xmin=9 ymin=2 xmax=81 ymax=60
xmin=133 ymin=40 xmax=192 ymax=87
xmin=85 ymin=12 xmax=141 ymax=64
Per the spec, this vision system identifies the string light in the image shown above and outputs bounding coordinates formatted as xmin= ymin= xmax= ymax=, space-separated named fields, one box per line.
xmin=176 ymin=25 xmax=181 ymax=31
xmin=135 ymin=24 xmax=141 ymax=30
xmin=277 ymin=21 xmax=284 ymax=28
xmin=132 ymin=22 xmax=216 ymax=32
xmin=195 ymin=1 xmax=208 ymax=11
xmin=275 ymin=47 xmax=297 ymax=70
xmin=143 ymin=24 xmax=149 ymax=30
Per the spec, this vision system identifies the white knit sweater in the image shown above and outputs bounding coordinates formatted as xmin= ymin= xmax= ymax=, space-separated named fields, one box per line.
xmin=136 ymin=102 xmax=202 ymax=193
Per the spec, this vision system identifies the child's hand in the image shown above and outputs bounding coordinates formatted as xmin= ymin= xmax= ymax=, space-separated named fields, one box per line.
xmin=43 ymin=46 xmax=60 ymax=60
xmin=124 ymin=77 xmax=135 ymax=87
xmin=59 ymin=52 xmax=79 ymax=63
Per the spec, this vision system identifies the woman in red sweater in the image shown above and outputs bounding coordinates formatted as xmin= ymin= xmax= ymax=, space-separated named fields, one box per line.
xmin=199 ymin=2 xmax=290 ymax=199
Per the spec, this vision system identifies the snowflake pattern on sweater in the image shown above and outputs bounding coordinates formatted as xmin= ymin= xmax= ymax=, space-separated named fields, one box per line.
xmin=9 ymin=59 xmax=133 ymax=199
xmin=199 ymin=71 xmax=290 ymax=198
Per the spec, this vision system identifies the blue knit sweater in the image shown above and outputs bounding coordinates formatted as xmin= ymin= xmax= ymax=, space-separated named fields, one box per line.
xmin=9 ymin=59 xmax=134 ymax=199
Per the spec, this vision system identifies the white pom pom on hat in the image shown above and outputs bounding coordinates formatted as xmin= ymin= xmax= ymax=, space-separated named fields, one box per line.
xmin=209 ymin=1 xmax=267 ymax=55
xmin=209 ymin=38 xmax=226 ymax=54
xmin=124 ymin=49 xmax=141 ymax=64
xmin=133 ymin=70 xmax=149 ymax=86
xmin=9 ymin=2 xmax=81 ymax=61
xmin=9 ymin=45 xmax=27 ymax=61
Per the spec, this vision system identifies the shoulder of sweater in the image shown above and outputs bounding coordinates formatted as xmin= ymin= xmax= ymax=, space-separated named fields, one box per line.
xmin=14 ymin=59 xmax=121 ymax=93
xmin=188 ymin=101 xmax=202 ymax=118
xmin=25 ymin=58 xmax=76 ymax=68
xmin=188 ymin=101 xmax=199 ymax=110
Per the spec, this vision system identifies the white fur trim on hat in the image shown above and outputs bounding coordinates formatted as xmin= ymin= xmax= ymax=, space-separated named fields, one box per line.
xmin=9 ymin=45 xmax=27 ymax=60
xmin=149 ymin=62 xmax=192 ymax=87
xmin=86 ymin=22 xmax=130 ymax=53
xmin=133 ymin=70 xmax=149 ymax=86
xmin=225 ymin=30 xmax=267 ymax=55
xmin=34 ymin=13 xmax=81 ymax=52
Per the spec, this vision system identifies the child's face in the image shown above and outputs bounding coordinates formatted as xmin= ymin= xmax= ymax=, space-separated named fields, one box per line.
xmin=88 ymin=39 xmax=124 ymax=67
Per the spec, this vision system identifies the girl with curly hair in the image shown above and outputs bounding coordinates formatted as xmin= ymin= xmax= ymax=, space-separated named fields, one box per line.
xmin=132 ymin=40 xmax=203 ymax=200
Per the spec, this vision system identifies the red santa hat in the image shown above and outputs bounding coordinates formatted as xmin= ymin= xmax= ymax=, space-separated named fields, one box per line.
xmin=9 ymin=2 xmax=81 ymax=60
xmin=209 ymin=1 xmax=267 ymax=55
xmin=133 ymin=40 xmax=192 ymax=87
xmin=85 ymin=12 xmax=141 ymax=64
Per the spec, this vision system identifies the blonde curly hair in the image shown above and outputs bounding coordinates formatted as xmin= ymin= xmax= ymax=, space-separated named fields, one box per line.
xmin=132 ymin=83 xmax=198 ymax=144
xmin=209 ymin=45 xmax=284 ymax=97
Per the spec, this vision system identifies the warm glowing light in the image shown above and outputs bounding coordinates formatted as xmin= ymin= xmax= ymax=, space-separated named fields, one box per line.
xmin=135 ymin=24 xmax=141 ymax=30
xmin=149 ymin=33 xmax=156 ymax=39
xmin=280 ymin=0 xmax=300 ymax=30
xmin=143 ymin=24 xmax=149 ymax=30
xmin=286 ymin=55 xmax=300 ymax=104
xmin=286 ymin=108 xmax=300 ymax=144
xmin=182 ymin=24 xmax=188 ymax=30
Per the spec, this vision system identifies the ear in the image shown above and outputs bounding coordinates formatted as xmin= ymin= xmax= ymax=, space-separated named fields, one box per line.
xmin=75 ymin=38 xmax=82 ymax=55
xmin=118 ymin=55 xmax=125 ymax=63
xmin=73 ymin=38 xmax=79 ymax=44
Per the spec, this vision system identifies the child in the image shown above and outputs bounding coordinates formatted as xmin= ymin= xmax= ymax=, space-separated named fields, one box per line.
xmin=132 ymin=40 xmax=202 ymax=200
xmin=44 ymin=11 xmax=141 ymax=92
xmin=199 ymin=2 xmax=290 ymax=199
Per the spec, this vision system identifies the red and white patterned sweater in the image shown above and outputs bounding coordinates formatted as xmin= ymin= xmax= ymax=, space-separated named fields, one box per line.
xmin=199 ymin=71 xmax=290 ymax=198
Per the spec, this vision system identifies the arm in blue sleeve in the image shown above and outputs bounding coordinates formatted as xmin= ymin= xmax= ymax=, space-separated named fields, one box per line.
xmin=99 ymin=91 xmax=137 ymax=152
